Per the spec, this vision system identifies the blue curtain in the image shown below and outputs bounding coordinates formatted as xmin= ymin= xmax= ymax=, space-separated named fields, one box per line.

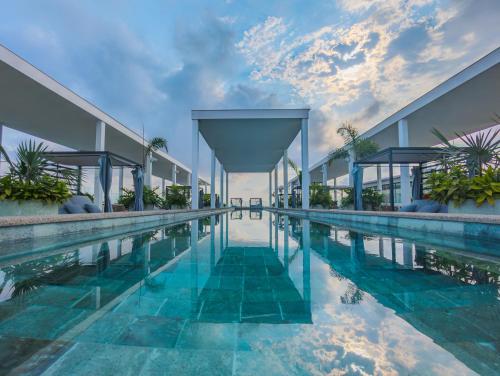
xmin=98 ymin=155 xmax=113 ymax=212
xmin=132 ymin=166 xmax=144 ymax=211
xmin=353 ymin=165 xmax=364 ymax=210
xmin=411 ymin=166 xmax=422 ymax=201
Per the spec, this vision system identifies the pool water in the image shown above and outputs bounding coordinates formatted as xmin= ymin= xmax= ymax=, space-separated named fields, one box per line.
xmin=0 ymin=211 xmax=498 ymax=375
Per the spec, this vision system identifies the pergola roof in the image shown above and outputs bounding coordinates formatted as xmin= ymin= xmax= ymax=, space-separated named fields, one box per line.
xmin=0 ymin=44 xmax=207 ymax=185
xmin=42 ymin=151 xmax=141 ymax=167
xmin=354 ymin=147 xmax=448 ymax=166
xmin=193 ymin=109 xmax=309 ymax=173
xmin=305 ymin=47 xmax=500 ymax=183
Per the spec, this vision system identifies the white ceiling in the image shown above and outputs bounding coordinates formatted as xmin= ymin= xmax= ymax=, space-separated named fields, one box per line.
xmin=194 ymin=109 xmax=309 ymax=173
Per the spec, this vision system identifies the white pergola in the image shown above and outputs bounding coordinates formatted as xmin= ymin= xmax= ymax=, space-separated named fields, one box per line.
xmin=300 ymin=47 xmax=500 ymax=206
xmin=191 ymin=109 xmax=310 ymax=209
xmin=0 ymin=44 xmax=208 ymax=206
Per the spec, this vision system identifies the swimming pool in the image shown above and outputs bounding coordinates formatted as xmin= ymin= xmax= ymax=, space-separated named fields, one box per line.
xmin=0 ymin=211 xmax=498 ymax=375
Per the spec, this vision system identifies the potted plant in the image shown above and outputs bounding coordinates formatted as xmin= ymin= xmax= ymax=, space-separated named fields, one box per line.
xmin=118 ymin=186 xmax=164 ymax=210
xmin=310 ymin=183 xmax=333 ymax=209
xmin=0 ymin=141 xmax=73 ymax=216
xmin=429 ymin=125 xmax=500 ymax=214
xmin=164 ymin=185 xmax=188 ymax=210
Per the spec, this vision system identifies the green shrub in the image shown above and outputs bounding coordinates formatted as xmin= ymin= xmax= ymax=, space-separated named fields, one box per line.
xmin=164 ymin=185 xmax=188 ymax=209
xmin=427 ymin=166 xmax=499 ymax=207
xmin=0 ymin=175 xmax=71 ymax=204
xmin=118 ymin=186 xmax=164 ymax=209
xmin=340 ymin=187 xmax=384 ymax=210
xmin=310 ymin=183 xmax=333 ymax=208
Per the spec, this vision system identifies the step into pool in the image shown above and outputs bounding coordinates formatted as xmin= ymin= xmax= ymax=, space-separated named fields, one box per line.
xmin=0 ymin=210 xmax=498 ymax=375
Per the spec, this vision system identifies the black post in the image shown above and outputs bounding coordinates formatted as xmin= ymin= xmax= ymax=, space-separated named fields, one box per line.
xmin=76 ymin=166 xmax=82 ymax=195
xmin=419 ymin=162 xmax=424 ymax=199
xmin=389 ymin=150 xmax=395 ymax=211
xmin=103 ymin=155 xmax=110 ymax=213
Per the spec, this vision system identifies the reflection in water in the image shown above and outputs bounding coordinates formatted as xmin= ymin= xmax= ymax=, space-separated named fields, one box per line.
xmin=0 ymin=212 xmax=498 ymax=375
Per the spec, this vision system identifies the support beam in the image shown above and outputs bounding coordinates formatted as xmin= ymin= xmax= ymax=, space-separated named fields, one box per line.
xmin=94 ymin=120 xmax=105 ymax=207
xmin=220 ymin=164 xmax=224 ymax=208
xmin=161 ymin=178 xmax=166 ymax=196
xmin=144 ymin=152 xmax=152 ymax=188
xmin=274 ymin=165 xmax=278 ymax=208
xmin=225 ymin=171 xmax=229 ymax=206
xmin=210 ymin=149 xmax=216 ymax=209
xmin=321 ymin=163 xmax=328 ymax=186
xmin=283 ymin=149 xmax=289 ymax=209
xmin=191 ymin=120 xmax=199 ymax=209
xmin=398 ymin=119 xmax=411 ymax=205
xmin=333 ymin=177 xmax=338 ymax=203
xmin=268 ymin=172 xmax=272 ymax=207
xmin=376 ymin=165 xmax=382 ymax=192
xmin=301 ymin=118 xmax=310 ymax=209
xmin=118 ymin=167 xmax=124 ymax=197
xmin=347 ymin=149 xmax=355 ymax=187
xmin=172 ymin=164 xmax=177 ymax=185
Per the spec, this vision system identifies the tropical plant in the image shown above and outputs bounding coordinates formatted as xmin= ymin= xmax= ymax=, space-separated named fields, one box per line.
xmin=142 ymin=137 xmax=168 ymax=166
xmin=432 ymin=125 xmax=500 ymax=177
xmin=310 ymin=183 xmax=333 ymax=208
xmin=426 ymin=165 xmax=500 ymax=207
xmin=164 ymin=185 xmax=189 ymax=209
xmin=288 ymin=158 xmax=302 ymax=185
xmin=0 ymin=140 xmax=78 ymax=184
xmin=0 ymin=175 xmax=71 ymax=204
xmin=328 ymin=123 xmax=379 ymax=163
xmin=340 ymin=187 xmax=384 ymax=210
xmin=118 ymin=186 xmax=164 ymax=209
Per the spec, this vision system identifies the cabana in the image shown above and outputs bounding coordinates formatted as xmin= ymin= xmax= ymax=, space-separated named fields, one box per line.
xmin=249 ymin=198 xmax=263 ymax=209
xmin=353 ymin=147 xmax=448 ymax=211
xmin=43 ymin=151 xmax=143 ymax=212
xmin=230 ymin=198 xmax=243 ymax=208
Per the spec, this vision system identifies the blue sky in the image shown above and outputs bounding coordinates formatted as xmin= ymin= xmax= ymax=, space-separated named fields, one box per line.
xmin=1 ymin=0 xmax=499 ymax=201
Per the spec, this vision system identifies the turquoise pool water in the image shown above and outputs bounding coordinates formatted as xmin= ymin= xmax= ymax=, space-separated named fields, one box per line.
xmin=0 ymin=211 xmax=498 ymax=375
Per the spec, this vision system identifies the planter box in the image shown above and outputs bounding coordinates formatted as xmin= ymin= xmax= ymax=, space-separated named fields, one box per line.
xmin=0 ymin=200 xmax=59 ymax=217
xmin=448 ymin=199 xmax=500 ymax=215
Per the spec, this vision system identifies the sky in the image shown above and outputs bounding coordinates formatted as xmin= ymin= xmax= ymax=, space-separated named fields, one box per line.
xmin=1 ymin=0 xmax=499 ymax=202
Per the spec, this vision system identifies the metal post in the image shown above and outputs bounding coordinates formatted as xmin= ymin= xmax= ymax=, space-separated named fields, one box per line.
xmin=191 ymin=120 xmax=199 ymax=210
xmin=94 ymin=120 xmax=105 ymax=207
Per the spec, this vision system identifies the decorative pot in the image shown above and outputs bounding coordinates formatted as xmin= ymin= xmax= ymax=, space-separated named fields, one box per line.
xmin=448 ymin=199 xmax=500 ymax=215
xmin=0 ymin=200 xmax=59 ymax=217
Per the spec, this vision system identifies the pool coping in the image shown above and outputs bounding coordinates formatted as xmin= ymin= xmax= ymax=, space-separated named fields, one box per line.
xmin=266 ymin=207 xmax=500 ymax=242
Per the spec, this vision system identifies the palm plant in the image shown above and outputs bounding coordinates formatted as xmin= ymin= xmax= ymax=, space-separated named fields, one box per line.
xmin=287 ymin=158 xmax=302 ymax=185
xmin=142 ymin=137 xmax=168 ymax=166
xmin=432 ymin=124 xmax=499 ymax=177
xmin=0 ymin=140 xmax=78 ymax=184
xmin=328 ymin=122 xmax=379 ymax=163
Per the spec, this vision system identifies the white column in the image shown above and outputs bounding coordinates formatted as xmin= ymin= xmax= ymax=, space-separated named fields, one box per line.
xmin=347 ymin=149 xmax=355 ymax=187
xmin=333 ymin=177 xmax=338 ymax=203
xmin=94 ymin=120 xmax=105 ymax=206
xmin=161 ymin=178 xmax=166 ymax=196
xmin=191 ymin=120 xmax=199 ymax=209
xmin=118 ymin=166 xmax=124 ymax=196
xmin=210 ymin=149 xmax=216 ymax=209
xmin=376 ymin=165 xmax=383 ymax=192
xmin=321 ymin=163 xmax=328 ymax=186
xmin=283 ymin=149 xmax=289 ymax=209
xmin=225 ymin=171 xmax=229 ymax=206
xmin=398 ymin=119 xmax=411 ymax=205
xmin=301 ymin=118 xmax=310 ymax=209
xmin=144 ymin=152 xmax=152 ymax=187
xmin=220 ymin=164 xmax=224 ymax=208
xmin=274 ymin=165 xmax=278 ymax=208
xmin=172 ymin=164 xmax=177 ymax=185
xmin=269 ymin=172 xmax=272 ymax=207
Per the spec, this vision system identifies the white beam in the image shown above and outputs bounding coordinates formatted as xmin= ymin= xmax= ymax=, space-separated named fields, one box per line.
xmin=172 ymin=164 xmax=177 ymax=185
xmin=191 ymin=120 xmax=199 ymax=209
xmin=144 ymin=152 xmax=152 ymax=188
xmin=321 ymin=162 xmax=328 ymax=186
xmin=161 ymin=178 xmax=165 ymax=196
xmin=118 ymin=166 xmax=124 ymax=197
xmin=268 ymin=171 xmax=272 ymax=207
xmin=274 ymin=165 xmax=278 ymax=208
xmin=301 ymin=118 xmax=310 ymax=209
xmin=210 ymin=149 xmax=216 ymax=209
xmin=220 ymin=164 xmax=224 ymax=208
xmin=225 ymin=171 xmax=229 ymax=206
xmin=376 ymin=165 xmax=382 ymax=192
xmin=283 ymin=149 xmax=289 ymax=209
xmin=398 ymin=119 xmax=411 ymax=205
xmin=347 ymin=149 xmax=355 ymax=187
xmin=94 ymin=120 xmax=105 ymax=207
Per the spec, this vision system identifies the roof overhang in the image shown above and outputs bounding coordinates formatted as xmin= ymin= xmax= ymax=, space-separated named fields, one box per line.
xmin=307 ymin=47 xmax=500 ymax=182
xmin=193 ymin=109 xmax=309 ymax=173
xmin=0 ymin=44 xmax=207 ymax=185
